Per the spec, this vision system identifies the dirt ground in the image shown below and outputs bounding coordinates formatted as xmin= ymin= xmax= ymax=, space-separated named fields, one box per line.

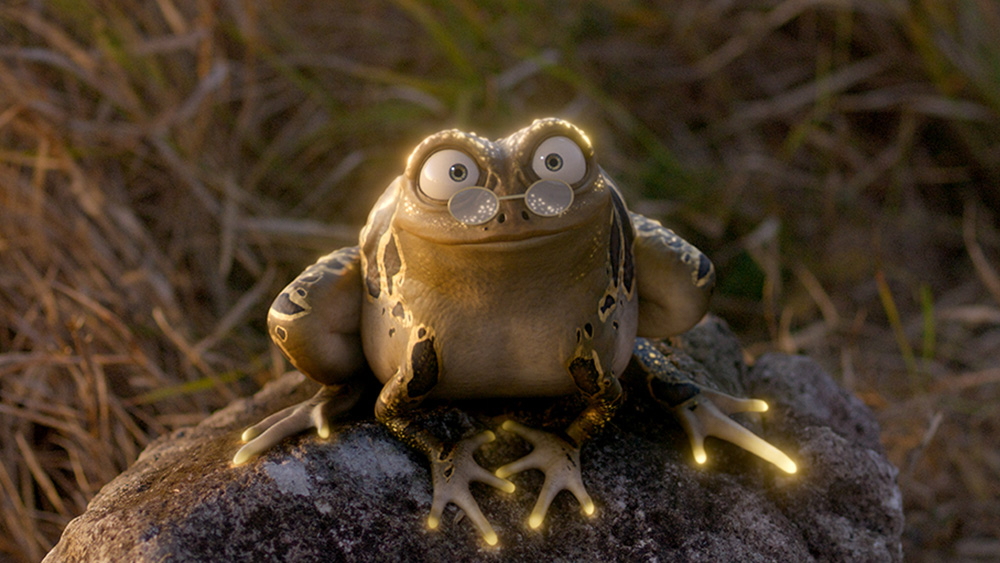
xmin=2 ymin=2 xmax=999 ymax=561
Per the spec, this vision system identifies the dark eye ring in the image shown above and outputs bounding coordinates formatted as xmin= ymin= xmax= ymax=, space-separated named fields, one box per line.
xmin=544 ymin=154 xmax=563 ymax=171
xmin=449 ymin=163 xmax=469 ymax=182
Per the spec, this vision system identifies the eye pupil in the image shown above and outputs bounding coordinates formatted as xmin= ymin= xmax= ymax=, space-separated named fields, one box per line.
xmin=449 ymin=163 xmax=468 ymax=182
xmin=545 ymin=154 xmax=563 ymax=171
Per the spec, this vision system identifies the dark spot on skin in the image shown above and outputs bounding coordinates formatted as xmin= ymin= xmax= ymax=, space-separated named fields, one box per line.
xmin=392 ymin=302 xmax=405 ymax=319
xmin=271 ymin=293 xmax=306 ymax=315
xmin=388 ymin=328 xmax=395 ymax=337
xmin=362 ymin=231 xmax=382 ymax=299
xmin=609 ymin=192 xmax=636 ymax=294
xmin=444 ymin=465 xmax=454 ymax=478
xmin=418 ymin=327 xmax=427 ymax=339
xmin=649 ymin=378 xmax=700 ymax=408
xmin=383 ymin=235 xmax=402 ymax=295
xmin=521 ymin=210 xmax=530 ymax=221
xmin=295 ymin=288 xmax=306 ymax=297
xmin=366 ymin=275 xmax=380 ymax=299
xmin=612 ymin=321 xmax=619 ymax=330
xmin=407 ymin=337 xmax=439 ymax=398
xmin=497 ymin=213 xmax=506 ymax=224
xmin=274 ymin=326 xmax=287 ymax=341
xmin=622 ymin=240 xmax=635 ymax=294
xmin=599 ymin=294 xmax=615 ymax=315
xmin=576 ymin=328 xmax=582 ymax=343
xmin=584 ymin=323 xmax=593 ymax=337
xmin=697 ymin=253 xmax=713 ymax=282
xmin=609 ymin=213 xmax=622 ymax=286
xmin=569 ymin=356 xmax=601 ymax=395
xmin=610 ymin=190 xmax=635 ymax=246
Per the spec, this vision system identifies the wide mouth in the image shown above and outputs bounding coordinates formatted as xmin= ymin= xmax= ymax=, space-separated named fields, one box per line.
xmin=402 ymin=222 xmax=579 ymax=248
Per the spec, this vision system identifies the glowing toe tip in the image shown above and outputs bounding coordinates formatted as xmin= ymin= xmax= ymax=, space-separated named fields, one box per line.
xmin=427 ymin=517 xmax=439 ymax=529
xmin=756 ymin=400 xmax=769 ymax=412
xmin=484 ymin=430 xmax=496 ymax=441
xmin=318 ymin=428 xmax=330 ymax=439
xmin=694 ymin=452 xmax=707 ymax=464
xmin=240 ymin=429 xmax=253 ymax=442
xmin=501 ymin=420 xmax=515 ymax=430
xmin=232 ymin=449 xmax=252 ymax=465
xmin=529 ymin=515 xmax=543 ymax=529
xmin=502 ymin=481 xmax=516 ymax=493
xmin=783 ymin=461 xmax=798 ymax=474
xmin=484 ymin=533 xmax=498 ymax=546
xmin=583 ymin=502 xmax=595 ymax=516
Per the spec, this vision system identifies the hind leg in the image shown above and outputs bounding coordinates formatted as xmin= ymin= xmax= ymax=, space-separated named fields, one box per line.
xmin=633 ymin=338 xmax=796 ymax=474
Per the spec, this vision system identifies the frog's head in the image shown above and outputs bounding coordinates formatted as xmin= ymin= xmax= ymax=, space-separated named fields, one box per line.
xmin=393 ymin=118 xmax=615 ymax=246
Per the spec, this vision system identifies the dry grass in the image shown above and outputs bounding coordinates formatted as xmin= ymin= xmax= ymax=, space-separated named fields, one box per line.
xmin=1 ymin=1 xmax=998 ymax=561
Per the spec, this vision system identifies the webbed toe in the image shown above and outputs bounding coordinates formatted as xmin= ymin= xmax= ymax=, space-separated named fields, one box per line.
xmin=674 ymin=387 xmax=797 ymax=474
xmin=427 ymin=430 xmax=513 ymax=546
xmin=233 ymin=384 xmax=360 ymax=465
xmin=497 ymin=420 xmax=595 ymax=529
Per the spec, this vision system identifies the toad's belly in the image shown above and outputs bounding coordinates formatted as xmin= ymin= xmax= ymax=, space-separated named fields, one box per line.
xmin=361 ymin=291 xmax=638 ymax=400
xmin=425 ymin=312 xmax=586 ymax=398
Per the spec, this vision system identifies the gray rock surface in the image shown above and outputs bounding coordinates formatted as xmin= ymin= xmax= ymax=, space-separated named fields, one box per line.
xmin=44 ymin=317 xmax=904 ymax=562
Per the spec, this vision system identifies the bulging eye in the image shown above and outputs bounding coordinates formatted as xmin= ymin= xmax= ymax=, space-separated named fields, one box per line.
xmin=418 ymin=149 xmax=481 ymax=201
xmin=531 ymin=136 xmax=587 ymax=184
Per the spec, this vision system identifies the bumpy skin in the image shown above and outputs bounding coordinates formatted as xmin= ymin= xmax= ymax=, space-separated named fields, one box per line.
xmin=234 ymin=118 xmax=796 ymax=545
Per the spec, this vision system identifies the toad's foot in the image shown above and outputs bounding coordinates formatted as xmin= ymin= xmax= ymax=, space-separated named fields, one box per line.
xmin=672 ymin=387 xmax=797 ymax=474
xmin=495 ymin=420 xmax=595 ymax=530
xmin=427 ymin=430 xmax=514 ymax=546
xmin=233 ymin=383 xmax=361 ymax=465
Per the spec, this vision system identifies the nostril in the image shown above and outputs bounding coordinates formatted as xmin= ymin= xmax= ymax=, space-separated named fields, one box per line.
xmin=497 ymin=213 xmax=506 ymax=224
xmin=521 ymin=210 xmax=530 ymax=221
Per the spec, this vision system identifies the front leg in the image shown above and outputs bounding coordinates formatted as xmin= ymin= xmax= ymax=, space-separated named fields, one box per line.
xmin=631 ymin=212 xmax=715 ymax=338
xmin=375 ymin=329 xmax=514 ymax=545
xmin=234 ymin=247 xmax=365 ymax=465
xmin=497 ymin=351 xmax=622 ymax=529
xmin=633 ymin=338 xmax=797 ymax=474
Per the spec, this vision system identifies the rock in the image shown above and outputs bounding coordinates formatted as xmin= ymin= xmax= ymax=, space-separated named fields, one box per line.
xmin=44 ymin=317 xmax=904 ymax=562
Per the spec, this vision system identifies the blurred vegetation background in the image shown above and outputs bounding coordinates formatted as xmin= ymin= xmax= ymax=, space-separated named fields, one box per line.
xmin=2 ymin=1 xmax=999 ymax=560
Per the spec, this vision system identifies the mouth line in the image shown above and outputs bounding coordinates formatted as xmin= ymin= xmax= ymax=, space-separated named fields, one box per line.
xmin=447 ymin=229 xmax=569 ymax=248
xmin=406 ymin=224 xmax=577 ymax=248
